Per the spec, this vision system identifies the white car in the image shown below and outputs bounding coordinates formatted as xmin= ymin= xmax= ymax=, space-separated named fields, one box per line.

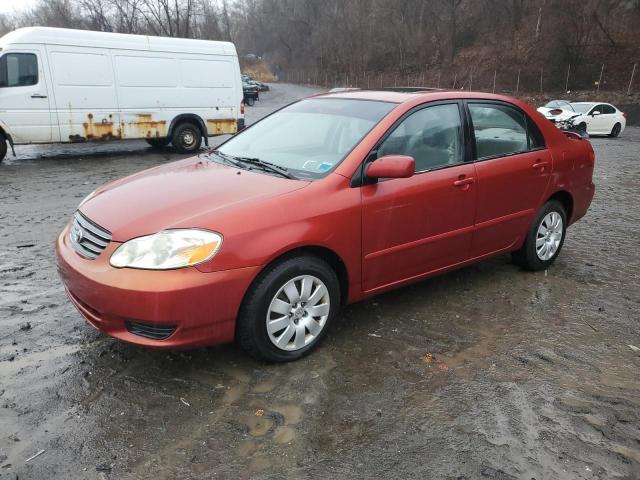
xmin=537 ymin=100 xmax=626 ymax=137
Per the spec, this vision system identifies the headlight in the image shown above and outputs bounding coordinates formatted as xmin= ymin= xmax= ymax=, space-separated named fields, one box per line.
xmin=110 ymin=229 xmax=223 ymax=270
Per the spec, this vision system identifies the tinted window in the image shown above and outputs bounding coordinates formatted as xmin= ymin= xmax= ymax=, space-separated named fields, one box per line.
xmin=469 ymin=103 xmax=528 ymax=159
xmin=602 ymin=104 xmax=616 ymax=114
xmin=0 ymin=53 xmax=38 ymax=87
xmin=377 ymin=103 xmax=463 ymax=172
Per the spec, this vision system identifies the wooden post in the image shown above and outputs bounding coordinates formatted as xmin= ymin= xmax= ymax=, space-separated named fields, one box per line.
xmin=565 ymin=64 xmax=570 ymax=92
xmin=628 ymin=63 xmax=637 ymax=95
xmin=492 ymin=70 xmax=497 ymax=93
xmin=540 ymin=68 xmax=543 ymax=93
xmin=515 ymin=69 xmax=520 ymax=95
xmin=596 ymin=64 xmax=604 ymax=93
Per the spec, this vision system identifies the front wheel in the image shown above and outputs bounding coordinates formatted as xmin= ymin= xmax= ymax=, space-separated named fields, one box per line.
xmin=512 ymin=200 xmax=567 ymax=271
xmin=236 ymin=256 xmax=340 ymax=362
xmin=171 ymin=121 xmax=202 ymax=154
xmin=609 ymin=123 xmax=621 ymax=138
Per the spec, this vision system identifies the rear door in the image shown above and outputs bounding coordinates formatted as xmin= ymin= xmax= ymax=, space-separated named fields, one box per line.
xmin=0 ymin=48 xmax=53 ymax=143
xmin=361 ymin=102 xmax=477 ymax=292
xmin=467 ymin=101 xmax=551 ymax=257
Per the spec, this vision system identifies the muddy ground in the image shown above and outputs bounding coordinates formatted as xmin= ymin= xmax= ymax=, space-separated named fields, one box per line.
xmin=1 ymin=84 xmax=639 ymax=480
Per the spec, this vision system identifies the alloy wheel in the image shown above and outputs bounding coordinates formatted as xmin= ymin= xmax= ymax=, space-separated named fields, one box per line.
xmin=535 ymin=212 xmax=563 ymax=261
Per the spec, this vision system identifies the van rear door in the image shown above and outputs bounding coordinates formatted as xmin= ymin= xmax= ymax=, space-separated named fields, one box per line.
xmin=0 ymin=47 xmax=53 ymax=143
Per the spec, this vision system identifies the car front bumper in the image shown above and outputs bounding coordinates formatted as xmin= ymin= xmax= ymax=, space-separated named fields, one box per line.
xmin=56 ymin=224 xmax=260 ymax=349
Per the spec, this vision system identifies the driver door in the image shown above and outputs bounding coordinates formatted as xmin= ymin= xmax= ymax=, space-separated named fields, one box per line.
xmin=361 ymin=102 xmax=477 ymax=293
xmin=0 ymin=48 xmax=53 ymax=143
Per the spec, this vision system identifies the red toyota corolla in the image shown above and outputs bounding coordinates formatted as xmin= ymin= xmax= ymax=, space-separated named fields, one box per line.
xmin=56 ymin=90 xmax=595 ymax=362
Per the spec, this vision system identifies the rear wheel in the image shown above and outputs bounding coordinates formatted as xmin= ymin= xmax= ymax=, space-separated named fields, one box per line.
xmin=0 ymin=133 xmax=7 ymax=162
xmin=512 ymin=200 xmax=567 ymax=271
xmin=236 ymin=256 xmax=340 ymax=362
xmin=171 ymin=121 xmax=202 ymax=154
xmin=145 ymin=137 xmax=169 ymax=149
xmin=609 ymin=123 xmax=621 ymax=138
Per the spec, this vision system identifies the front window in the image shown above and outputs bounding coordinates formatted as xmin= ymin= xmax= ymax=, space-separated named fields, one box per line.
xmin=570 ymin=103 xmax=595 ymax=114
xmin=377 ymin=103 xmax=463 ymax=172
xmin=0 ymin=53 xmax=38 ymax=87
xmin=217 ymin=98 xmax=395 ymax=179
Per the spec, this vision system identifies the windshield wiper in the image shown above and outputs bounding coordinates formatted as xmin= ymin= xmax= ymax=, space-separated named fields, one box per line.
xmin=205 ymin=150 xmax=248 ymax=170
xmin=232 ymin=156 xmax=297 ymax=179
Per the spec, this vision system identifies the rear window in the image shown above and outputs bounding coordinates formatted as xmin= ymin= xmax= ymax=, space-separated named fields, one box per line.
xmin=469 ymin=103 xmax=545 ymax=159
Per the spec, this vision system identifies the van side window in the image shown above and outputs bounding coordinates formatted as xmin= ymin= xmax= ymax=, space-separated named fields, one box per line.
xmin=469 ymin=103 xmax=544 ymax=159
xmin=377 ymin=103 xmax=463 ymax=172
xmin=0 ymin=53 xmax=38 ymax=87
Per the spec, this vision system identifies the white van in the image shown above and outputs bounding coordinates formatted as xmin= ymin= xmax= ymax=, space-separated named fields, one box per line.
xmin=0 ymin=27 xmax=245 ymax=161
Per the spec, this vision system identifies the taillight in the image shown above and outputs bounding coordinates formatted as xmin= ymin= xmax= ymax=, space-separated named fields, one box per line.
xmin=622 ymin=112 xmax=626 ymax=118
xmin=240 ymin=100 xmax=245 ymax=115
xmin=549 ymin=108 xmax=563 ymax=116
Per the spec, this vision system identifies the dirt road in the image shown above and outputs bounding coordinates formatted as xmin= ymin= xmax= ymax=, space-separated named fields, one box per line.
xmin=1 ymin=85 xmax=639 ymax=480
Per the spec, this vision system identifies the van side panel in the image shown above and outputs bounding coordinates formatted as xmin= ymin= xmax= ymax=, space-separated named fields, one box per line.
xmin=47 ymin=46 xmax=120 ymax=142
xmin=113 ymin=51 xmax=239 ymax=139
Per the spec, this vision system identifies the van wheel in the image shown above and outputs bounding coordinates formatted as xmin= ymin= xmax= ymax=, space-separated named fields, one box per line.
xmin=246 ymin=97 xmax=255 ymax=107
xmin=512 ymin=200 xmax=567 ymax=271
xmin=236 ymin=256 xmax=340 ymax=362
xmin=146 ymin=138 xmax=169 ymax=149
xmin=0 ymin=133 xmax=7 ymax=162
xmin=171 ymin=122 xmax=202 ymax=154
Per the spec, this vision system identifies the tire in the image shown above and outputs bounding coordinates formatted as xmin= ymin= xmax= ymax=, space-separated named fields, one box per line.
xmin=609 ymin=123 xmax=621 ymax=138
xmin=246 ymin=96 xmax=255 ymax=106
xmin=171 ymin=121 xmax=202 ymax=154
xmin=0 ymin=133 xmax=7 ymax=162
xmin=236 ymin=255 xmax=340 ymax=362
xmin=577 ymin=122 xmax=587 ymax=133
xmin=512 ymin=200 xmax=567 ymax=271
xmin=145 ymin=137 xmax=169 ymax=149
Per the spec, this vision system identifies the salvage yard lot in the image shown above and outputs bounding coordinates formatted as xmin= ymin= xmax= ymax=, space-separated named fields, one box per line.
xmin=1 ymin=84 xmax=639 ymax=479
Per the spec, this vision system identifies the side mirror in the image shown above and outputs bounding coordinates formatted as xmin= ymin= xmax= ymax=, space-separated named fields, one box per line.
xmin=591 ymin=110 xmax=601 ymax=116
xmin=366 ymin=155 xmax=415 ymax=180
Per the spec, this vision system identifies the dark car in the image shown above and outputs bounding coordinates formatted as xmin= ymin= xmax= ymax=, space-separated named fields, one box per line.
xmin=242 ymin=80 xmax=259 ymax=106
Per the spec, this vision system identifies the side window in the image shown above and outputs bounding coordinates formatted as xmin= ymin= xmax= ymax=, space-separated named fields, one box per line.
xmin=527 ymin=117 xmax=545 ymax=150
xmin=0 ymin=53 xmax=38 ymax=87
xmin=592 ymin=104 xmax=605 ymax=115
xmin=469 ymin=103 xmax=529 ymax=159
xmin=602 ymin=104 xmax=616 ymax=114
xmin=377 ymin=103 xmax=463 ymax=172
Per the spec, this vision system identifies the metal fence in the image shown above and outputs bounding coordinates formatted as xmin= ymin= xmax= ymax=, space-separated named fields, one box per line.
xmin=281 ymin=62 xmax=639 ymax=97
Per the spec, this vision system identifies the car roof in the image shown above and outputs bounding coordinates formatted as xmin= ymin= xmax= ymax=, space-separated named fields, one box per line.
xmin=315 ymin=89 xmax=525 ymax=104
xmin=570 ymin=102 xmax=598 ymax=105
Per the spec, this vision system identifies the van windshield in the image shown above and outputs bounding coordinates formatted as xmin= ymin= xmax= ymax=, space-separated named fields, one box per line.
xmin=216 ymin=98 xmax=396 ymax=179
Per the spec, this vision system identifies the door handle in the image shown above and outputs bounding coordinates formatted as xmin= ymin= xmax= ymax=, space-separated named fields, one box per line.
xmin=532 ymin=160 xmax=549 ymax=170
xmin=453 ymin=176 xmax=474 ymax=189
xmin=30 ymin=94 xmax=47 ymax=99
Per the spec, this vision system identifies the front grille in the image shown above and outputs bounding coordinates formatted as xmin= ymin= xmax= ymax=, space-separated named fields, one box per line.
xmin=125 ymin=320 xmax=176 ymax=340
xmin=70 ymin=211 xmax=111 ymax=259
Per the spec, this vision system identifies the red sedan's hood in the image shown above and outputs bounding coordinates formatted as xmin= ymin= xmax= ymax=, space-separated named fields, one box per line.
xmin=80 ymin=157 xmax=310 ymax=241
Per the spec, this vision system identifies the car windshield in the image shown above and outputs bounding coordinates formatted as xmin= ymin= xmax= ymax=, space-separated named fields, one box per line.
xmin=216 ymin=98 xmax=396 ymax=179
xmin=545 ymin=100 xmax=574 ymax=111
xmin=570 ymin=103 xmax=595 ymax=113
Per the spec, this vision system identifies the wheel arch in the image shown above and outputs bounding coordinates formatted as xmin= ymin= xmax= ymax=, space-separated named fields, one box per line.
xmin=246 ymin=245 xmax=350 ymax=308
xmin=168 ymin=114 xmax=208 ymax=146
xmin=547 ymin=190 xmax=574 ymax=223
